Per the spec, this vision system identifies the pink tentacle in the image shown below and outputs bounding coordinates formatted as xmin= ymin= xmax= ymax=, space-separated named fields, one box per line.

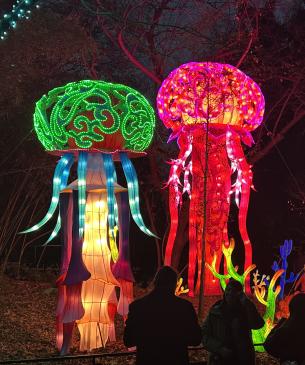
xmin=164 ymin=184 xmax=179 ymax=265
xmin=227 ymin=131 xmax=253 ymax=294
xmin=164 ymin=149 xmax=185 ymax=265
xmin=188 ymin=146 xmax=200 ymax=296
xmin=239 ymin=180 xmax=252 ymax=294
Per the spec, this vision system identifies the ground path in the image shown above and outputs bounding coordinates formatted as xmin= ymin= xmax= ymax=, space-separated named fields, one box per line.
xmin=0 ymin=274 xmax=278 ymax=364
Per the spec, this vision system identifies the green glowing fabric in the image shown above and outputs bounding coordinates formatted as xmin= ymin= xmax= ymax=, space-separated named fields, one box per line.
xmin=34 ymin=80 xmax=155 ymax=152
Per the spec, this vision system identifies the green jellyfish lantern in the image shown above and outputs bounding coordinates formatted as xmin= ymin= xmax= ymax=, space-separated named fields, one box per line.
xmin=22 ymin=80 xmax=156 ymax=353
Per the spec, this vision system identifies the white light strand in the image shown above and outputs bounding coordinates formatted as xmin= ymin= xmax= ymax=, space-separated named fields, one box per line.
xmin=166 ymin=135 xmax=193 ymax=206
xmin=226 ymin=130 xmax=247 ymax=207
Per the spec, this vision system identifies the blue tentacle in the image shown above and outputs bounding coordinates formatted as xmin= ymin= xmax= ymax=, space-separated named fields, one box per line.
xmin=78 ymin=151 xmax=88 ymax=238
xmin=119 ymin=152 xmax=157 ymax=238
xmin=21 ymin=153 xmax=74 ymax=234
xmin=44 ymin=215 xmax=61 ymax=246
xmin=43 ymin=154 xmax=75 ymax=244
xmin=102 ymin=153 xmax=116 ymax=237
xmin=112 ymin=163 xmax=119 ymax=229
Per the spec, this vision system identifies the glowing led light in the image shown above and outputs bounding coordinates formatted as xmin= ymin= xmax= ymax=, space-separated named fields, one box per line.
xmin=95 ymin=200 xmax=105 ymax=208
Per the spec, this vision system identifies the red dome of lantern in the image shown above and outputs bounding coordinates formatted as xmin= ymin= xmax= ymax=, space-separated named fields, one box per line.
xmin=157 ymin=62 xmax=264 ymax=134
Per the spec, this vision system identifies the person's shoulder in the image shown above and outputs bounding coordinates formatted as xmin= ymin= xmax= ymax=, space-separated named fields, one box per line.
xmin=208 ymin=300 xmax=223 ymax=315
xmin=129 ymin=296 xmax=146 ymax=310
xmin=174 ymin=296 xmax=196 ymax=309
xmin=129 ymin=292 xmax=152 ymax=309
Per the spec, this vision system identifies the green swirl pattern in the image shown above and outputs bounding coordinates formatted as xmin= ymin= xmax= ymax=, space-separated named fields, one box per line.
xmin=34 ymin=80 xmax=155 ymax=152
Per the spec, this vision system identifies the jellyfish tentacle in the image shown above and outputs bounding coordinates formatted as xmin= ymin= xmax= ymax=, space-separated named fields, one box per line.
xmin=226 ymin=130 xmax=253 ymax=293
xmin=164 ymin=148 xmax=185 ymax=265
xmin=112 ymin=167 xmax=119 ymax=229
xmin=111 ymin=159 xmax=120 ymax=261
xmin=233 ymin=135 xmax=253 ymax=293
xmin=44 ymin=153 xmax=76 ymax=244
xmin=165 ymin=136 xmax=192 ymax=266
xmin=102 ymin=153 xmax=119 ymax=262
xmin=188 ymin=144 xmax=202 ymax=297
xmin=183 ymin=160 xmax=192 ymax=197
xmin=119 ymin=152 xmax=157 ymax=238
xmin=77 ymin=151 xmax=88 ymax=238
xmin=44 ymin=214 xmax=61 ymax=245
xmin=164 ymin=186 xmax=179 ymax=265
xmin=21 ymin=153 xmax=74 ymax=234
xmin=60 ymin=153 xmax=75 ymax=190
xmin=102 ymin=154 xmax=116 ymax=236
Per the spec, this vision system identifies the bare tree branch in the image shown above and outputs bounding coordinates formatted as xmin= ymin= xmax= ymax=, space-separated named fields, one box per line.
xmin=118 ymin=30 xmax=162 ymax=85
xmin=250 ymin=109 xmax=305 ymax=164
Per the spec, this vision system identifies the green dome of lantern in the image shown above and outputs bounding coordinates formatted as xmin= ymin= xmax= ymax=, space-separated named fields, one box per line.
xmin=34 ymin=80 xmax=155 ymax=155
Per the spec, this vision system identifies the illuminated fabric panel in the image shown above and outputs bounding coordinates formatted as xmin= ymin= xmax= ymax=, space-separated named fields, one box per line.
xmin=117 ymin=279 xmax=134 ymax=319
xmin=112 ymin=192 xmax=134 ymax=282
xmin=112 ymin=192 xmax=134 ymax=318
xmin=77 ymin=192 xmax=119 ymax=351
xmin=63 ymin=191 xmax=90 ymax=286
xmin=56 ymin=193 xmax=73 ymax=352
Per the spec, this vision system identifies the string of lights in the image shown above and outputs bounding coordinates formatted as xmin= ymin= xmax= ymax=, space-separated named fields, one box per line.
xmin=0 ymin=0 xmax=40 ymax=40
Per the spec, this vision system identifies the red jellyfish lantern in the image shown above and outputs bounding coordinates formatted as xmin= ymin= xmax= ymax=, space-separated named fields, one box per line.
xmin=157 ymin=62 xmax=264 ymax=295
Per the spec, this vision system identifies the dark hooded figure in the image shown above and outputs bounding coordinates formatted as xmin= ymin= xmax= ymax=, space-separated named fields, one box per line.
xmin=123 ymin=266 xmax=202 ymax=365
xmin=264 ymin=293 xmax=305 ymax=365
xmin=201 ymin=278 xmax=264 ymax=365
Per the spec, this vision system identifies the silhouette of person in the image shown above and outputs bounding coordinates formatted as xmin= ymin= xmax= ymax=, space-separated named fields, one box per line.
xmin=202 ymin=278 xmax=264 ymax=365
xmin=264 ymin=293 xmax=305 ymax=364
xmin=123 ymin=266 xmax=202 ymax=365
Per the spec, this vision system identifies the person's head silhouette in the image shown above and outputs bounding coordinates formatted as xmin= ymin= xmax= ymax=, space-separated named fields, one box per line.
xmin=154 ymin=266 xmax=178 ymax=293
xmin=224 ymin=278 xmax=243 ymax=308
xmin=289 ymin=293 xmax=305 ymax=319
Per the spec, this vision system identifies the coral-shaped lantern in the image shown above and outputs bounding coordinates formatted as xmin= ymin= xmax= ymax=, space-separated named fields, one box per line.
xmin=206 ymin=239 xmax=284 ymax=352
xmin=22 ymin=80 xmax=156 ymax=353
xmin=271 ymin=239 xmax=297 ymax=299
xmin=157 ymin=62 xmax=264 ymax=295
